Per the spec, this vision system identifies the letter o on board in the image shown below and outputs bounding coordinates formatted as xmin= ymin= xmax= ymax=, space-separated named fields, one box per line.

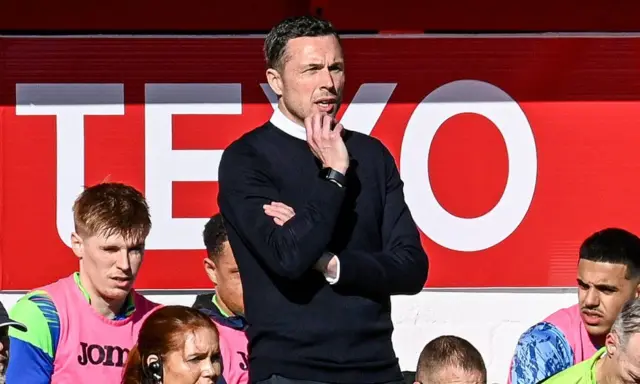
xmin=400 ymin=79 xmax=538 ymax=252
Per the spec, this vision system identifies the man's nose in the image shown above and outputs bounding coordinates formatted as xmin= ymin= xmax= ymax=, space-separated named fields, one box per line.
xmin=319 ymin=67 xmax=335 ymax=89
xmin=584 ymin=289 xmax=600 ymax=307
xmin=115 ymin=249 xmax=131 ymax=270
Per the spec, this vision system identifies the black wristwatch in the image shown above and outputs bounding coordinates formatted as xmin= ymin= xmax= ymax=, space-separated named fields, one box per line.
xmin=321 ymin=167 xmax=346 ymax=188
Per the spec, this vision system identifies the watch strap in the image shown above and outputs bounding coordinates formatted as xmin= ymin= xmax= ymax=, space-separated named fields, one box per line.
xmin=323 ymin=168 xmax=346 ymax=188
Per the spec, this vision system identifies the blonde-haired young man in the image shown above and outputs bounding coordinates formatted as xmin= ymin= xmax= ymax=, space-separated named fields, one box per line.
xmin=6 ymin=182 xmax=159 ymax=384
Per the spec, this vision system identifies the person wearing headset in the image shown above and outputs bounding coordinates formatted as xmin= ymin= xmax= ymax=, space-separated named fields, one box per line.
xmin=121 ymin=305 xmax=222 ymax=384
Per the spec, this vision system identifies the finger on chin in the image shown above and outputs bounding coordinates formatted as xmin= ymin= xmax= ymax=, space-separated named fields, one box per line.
xmin=304 ymin=117 xmax=314 ymax=141
xmin=313 ymin=113 xmax=323 ymax=131
xmin=333 ymin=123 xmax=344 ymax=136
xmin=322 ymin=115 xmax=332 ymax=136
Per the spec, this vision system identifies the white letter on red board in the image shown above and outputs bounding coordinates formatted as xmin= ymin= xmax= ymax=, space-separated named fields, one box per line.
xmin=144 ymin=83 xmax=241 ymax=250
xmin=401 ymin=80 xmax=537 ymax=252
xmin=15 ymin=83 xmax=125 ymax=248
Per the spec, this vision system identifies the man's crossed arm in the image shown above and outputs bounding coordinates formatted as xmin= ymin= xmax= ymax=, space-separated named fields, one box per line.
xmin=263 ymin=202 xmax=337 ymax=281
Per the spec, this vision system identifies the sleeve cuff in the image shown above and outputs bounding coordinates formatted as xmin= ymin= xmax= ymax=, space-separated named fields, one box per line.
xmin=316 ymin=252 xmax=340 ymax=285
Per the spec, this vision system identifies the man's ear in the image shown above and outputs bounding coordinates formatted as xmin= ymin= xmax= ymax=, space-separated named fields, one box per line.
xmin=635 ymin=281 xmax=640 ymax=298
xmin=606 ymin=331 xmax=619 ymax=356
xmin=71 ymin=232 xmax=83 ymax=259
xmin=266 ymin=68 xmax=284 ymax=98
xmin=204 ymin=257 xmax=218 ymax=284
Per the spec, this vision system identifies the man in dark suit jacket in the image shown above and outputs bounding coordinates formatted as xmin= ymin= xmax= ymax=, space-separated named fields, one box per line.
xmin=218 ymin=15 xmax=429 ymax=384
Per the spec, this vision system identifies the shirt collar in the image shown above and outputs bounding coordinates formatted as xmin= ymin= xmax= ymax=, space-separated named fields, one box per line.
xmin=73 ymin=272 xmax=136 ymax=318
xmin=269 ymin=107 xmax=307 ymax=141
xmin=212 ymin=294 xmax=232 ymax=318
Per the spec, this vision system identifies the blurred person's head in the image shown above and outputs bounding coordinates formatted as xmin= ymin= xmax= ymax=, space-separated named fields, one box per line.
xmin=414 ymin=335 xmax=486 ymax=384
xmin=264 ymin=15 xmax=345 ymax=126
xmin=202 ymin=214 xmax=244 ymax=316
xmin=0 ymin=301 xmax=27 ymax=382
xmin=578 ymin=228 xmax=640 ymax=342
xmin=597 ymin=299 xmax=640 ymax=382
xmin=71 ymin=182 xmax=151 ymax=317
xmin=121 ymin=306 xmax=221 ymax=384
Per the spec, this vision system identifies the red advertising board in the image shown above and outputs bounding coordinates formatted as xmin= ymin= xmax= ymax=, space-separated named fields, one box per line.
xmin=2 ymin=36 xmax=640 ymax=290
xmin=2 ymin=0 xmax=640 ymax=32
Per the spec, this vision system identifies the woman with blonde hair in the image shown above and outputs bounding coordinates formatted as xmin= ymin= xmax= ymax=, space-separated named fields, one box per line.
xmin=122 ymin=305 xmax=222 ymax=384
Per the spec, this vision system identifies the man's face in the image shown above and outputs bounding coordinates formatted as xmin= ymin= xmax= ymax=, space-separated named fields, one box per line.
xmin=267 ymin=35 xmax=345 ymax=125
xmin=611 ymin=332 xmax=640 ymax=383
xmin=0 ymin=326 xmax=8 ymax=377
xmin=205 ymin=242 xmax=244 ymax=316
xmin=419 ymin=366 xmax=485 ymax=384
xmin=72 ymin=232 xmax=145 ymax=302
xmin=578 ymin=260 xmax=640 ymax=337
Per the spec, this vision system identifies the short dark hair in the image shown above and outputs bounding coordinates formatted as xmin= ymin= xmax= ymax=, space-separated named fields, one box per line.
xmin=580 ymin=228 xmax=640 ymax=279
xmin=415 ymin=336 xmax=486 ymax=384
xmin=203 ymin=214 xmax=228 ymax=260
xmin=264 ymin=15 xmax=339 ymax=70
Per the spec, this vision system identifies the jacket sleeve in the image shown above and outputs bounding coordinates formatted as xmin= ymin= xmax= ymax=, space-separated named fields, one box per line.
xmin=6 ymin=291 xmax=57 ymax=384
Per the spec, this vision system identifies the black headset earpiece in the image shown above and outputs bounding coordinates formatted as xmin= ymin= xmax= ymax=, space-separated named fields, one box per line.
xmin=148 ymin=360 xmax=163 ymax=383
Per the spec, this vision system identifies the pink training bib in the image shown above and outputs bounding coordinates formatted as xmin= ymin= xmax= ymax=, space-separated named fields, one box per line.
xmin=43 ymin=274 xmax=160 ymax=384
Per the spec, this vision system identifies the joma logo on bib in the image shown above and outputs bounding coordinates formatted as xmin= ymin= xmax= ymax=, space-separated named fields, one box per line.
xmin=77 ymin=342 xmax=129 ymax=367
xmin=238 ymin=351 xmax=248 ymax=371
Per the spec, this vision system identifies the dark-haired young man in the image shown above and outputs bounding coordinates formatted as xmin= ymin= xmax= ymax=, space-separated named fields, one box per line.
xmin=194 ymin=210 xmax=295 ymax=384
xmin=544 ymin=298 xmax=640 ymax=384
xmin=218 ymin=15 xmax=428 ymax=384
xmin=508 ymin=227 xmax=640 ymax=384
xmin=193 ymin=213 xmax=248 ymax=384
